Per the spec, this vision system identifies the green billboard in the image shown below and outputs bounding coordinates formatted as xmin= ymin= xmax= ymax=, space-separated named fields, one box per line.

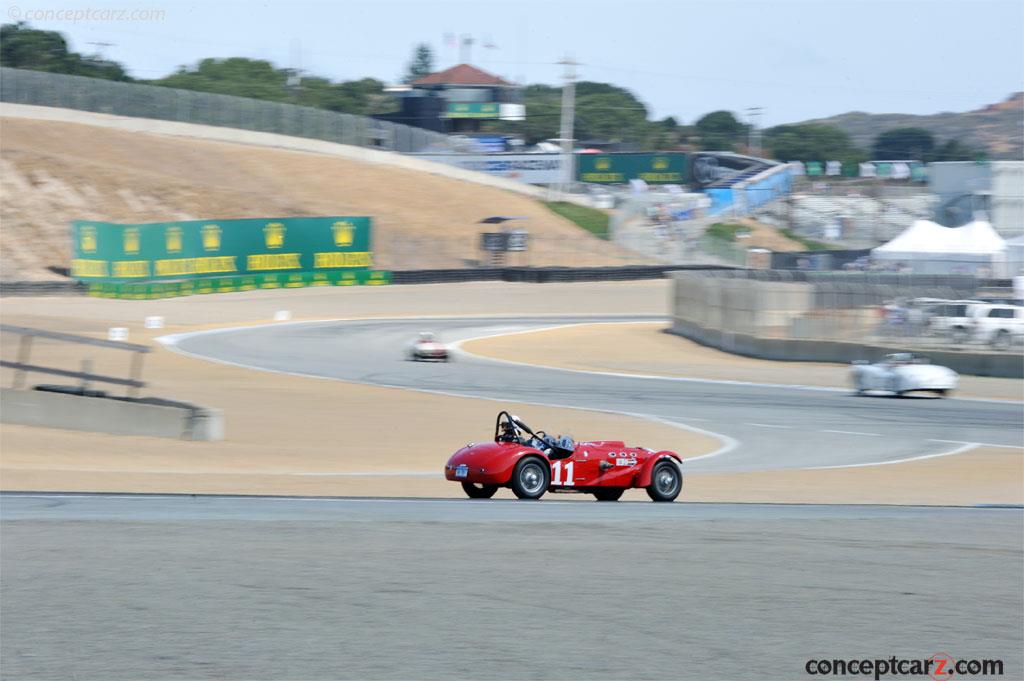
xmin=70 ymin=216 xmax=374 ymax=283
xmin=576 ymin=153 xmax=688 ymax=184
xmin=444 ymin=102 xmax=500 ymax=119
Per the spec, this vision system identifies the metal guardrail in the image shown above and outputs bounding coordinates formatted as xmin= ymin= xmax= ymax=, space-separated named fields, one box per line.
xmin=0 ymin=324 xmax=150 ymax=396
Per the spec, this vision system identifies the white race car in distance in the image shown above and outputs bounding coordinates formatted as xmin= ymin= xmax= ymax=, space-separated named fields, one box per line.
xmin=406 ymin=332 xmax=449 ymax=362
xmin=850 ymin=353 xmax=958 ymax=397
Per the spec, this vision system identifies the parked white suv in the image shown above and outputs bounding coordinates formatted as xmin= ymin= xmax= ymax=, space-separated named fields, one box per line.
xmin=972 ymin=304 xmax=1024 ymax=350
xmin=918 ymin=299 xmax=986 ymax=343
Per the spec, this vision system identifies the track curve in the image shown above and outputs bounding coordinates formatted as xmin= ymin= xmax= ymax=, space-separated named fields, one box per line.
xmin=162 ymin=315 xmax=1023 ymax=473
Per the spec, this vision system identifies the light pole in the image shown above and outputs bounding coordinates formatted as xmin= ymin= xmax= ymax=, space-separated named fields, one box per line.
xmin=557 ymin=55 xmax=578 ymax=195
xmin=746 ymin=106 xmax=763 ymax=156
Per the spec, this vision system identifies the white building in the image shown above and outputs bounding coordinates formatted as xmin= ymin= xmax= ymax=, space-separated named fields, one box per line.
xmin=929 ymin=161 xmax=1024 ymax=238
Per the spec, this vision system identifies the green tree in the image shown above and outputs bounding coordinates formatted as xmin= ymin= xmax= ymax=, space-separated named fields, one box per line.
xmin=872 ymin=127 xmax=935 ymax=159
xmin=0 ymin=22 xmax=131 ymax=81
xmin=154 ymin=58 xmax=290 ymax=101
xmin=694 ymin=110 xmax=745 ymax=150
xmin=928 ymin=138 xmax=979 ymax=162
xmin=764 ymin=123 xmax=867 ymax=168
xmin=403 ymin=43 xmax=434 ymax=83
xmin=490 ymin=81 xmax=667 ymax=148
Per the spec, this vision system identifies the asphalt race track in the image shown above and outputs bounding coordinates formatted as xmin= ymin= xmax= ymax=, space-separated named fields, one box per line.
xmin=166 ymin=315 xmax=1023 ymax=472
xmin=3 ymin=316 xmax=1021 ymax=680
xmin=2 ymin=494 xmax=1022 ymax=680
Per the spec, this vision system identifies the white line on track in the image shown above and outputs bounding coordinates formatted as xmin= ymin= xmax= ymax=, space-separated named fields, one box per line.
xmin=448 ymin=323 xmax=1019 ymax=406
xmin=22 ymin=470 xmax=444 ymax=478
xmin=155 ymin=318 xmax=1018 ymax=474
xmin=157 ymin=323 xmax=740 ymax=468
xmin=160 ymin=317 xmax=1016 ymax=405
xmin=801 ymin=441 xmax=980 ymax=470
xmin=819 ymin=429 xmax=882 ymax=437
xmin=928 ymin=439 xmax=1023 ymax=448
xmin=0 ymin=493 xmax=586 ymax=506
xmin=745 ymin=422 xmax=793 ymax=429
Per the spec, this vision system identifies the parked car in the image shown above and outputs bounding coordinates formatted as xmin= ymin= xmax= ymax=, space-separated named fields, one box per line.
xmin=971 ymin=304 xmax=1024 ymax=350
xmin=850 ymin=353 xmax=958 ymax=397
xmin=444 ymin=411 xmax=684 ymax=502
xmin=917 ymin=299 xmax=985 ymax=343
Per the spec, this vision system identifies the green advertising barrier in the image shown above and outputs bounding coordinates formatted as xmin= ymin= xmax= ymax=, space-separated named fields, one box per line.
xmin=576 ymin=153 xmax=688 ymax=184
xmin=88 ymin=270 xmax=392 ymax=299
xmin=71 ymin=216 xmax=374 ymax=283
xmin=71 ymin=216 xmax=388 ymax=297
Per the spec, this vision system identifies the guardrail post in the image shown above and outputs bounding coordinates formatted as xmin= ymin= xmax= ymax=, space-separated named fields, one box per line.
xmin=80 ymin=359 xmax=92 ymax=392
xmin=12 ymin=334 xmax=32 ymax=389
xmin=128 ymin=351 xmax=145 ymax=398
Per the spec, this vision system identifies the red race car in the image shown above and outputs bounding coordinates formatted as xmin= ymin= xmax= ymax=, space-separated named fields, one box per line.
xmin=444 ymin=411 xmax=684 ymax=502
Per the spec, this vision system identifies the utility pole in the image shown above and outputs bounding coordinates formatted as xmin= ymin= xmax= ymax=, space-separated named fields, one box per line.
xmin=746 ymin=106 xmax=763 ymax=156
xmin=87 ymin=41 xmax=114 ymax=60
xmin=557 ymin=55 xmax=578 ymax=195
xmin=459 ymin=35 xmax=474 ymax=64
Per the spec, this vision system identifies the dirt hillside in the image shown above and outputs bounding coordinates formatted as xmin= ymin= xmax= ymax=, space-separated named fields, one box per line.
xmin=0 ymin=117 xmax=644 ymax=280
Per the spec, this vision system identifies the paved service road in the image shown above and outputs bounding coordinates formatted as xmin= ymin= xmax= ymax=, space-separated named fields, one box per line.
xmin=2 ymin=494 xmax=1022 ymax=681
xmin=166 ymin=316 xmax=1023 ymax=473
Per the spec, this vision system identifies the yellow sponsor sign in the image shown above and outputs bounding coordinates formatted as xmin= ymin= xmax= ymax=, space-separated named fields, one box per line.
xmin=154 ymin=256 xmax=238 ymax=277
xmin=165 ymin=226 xmax=183 ymax=253
xmin=313 ymin=252 xmax=373 ymax=268
xmin=246 ymin=253 xmax=302 ymax=270
xmin=332 ymin=221 xmax=355 ymax=247
xmin=112 ymin=260 xmax=151 ymax=278
xmin=201 ymin=224 xmax=221 ymax=251
xmin=71 ymin=259 xmax=109 ymax=278
xmin=580 ymin=172 xmax=625 ymax=183
xmin=123 ymin=227 xmax=141 ymax=255
xmin=638 ymin=172 xmax=683 ymax=182
xmin=79 ymin=226 xmax=97 ymax=254
xmin=263 ymin=222 xmax=286 ymax=249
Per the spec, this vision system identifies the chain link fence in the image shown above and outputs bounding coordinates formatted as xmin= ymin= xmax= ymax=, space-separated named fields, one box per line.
xmin=375 ymin=232 xmax=656 ymax=271
xmin=672 ymin=269 xmax=1022 ymax=354
xmin=0 ymin=68 xmax=452 ymax=153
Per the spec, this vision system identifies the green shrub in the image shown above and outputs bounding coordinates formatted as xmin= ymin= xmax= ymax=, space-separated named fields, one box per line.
xmin=544 ymin=201 xmax=610 ymax=239
xmin=704 ymin=223 xmax=748 ymax=242
xmin=780 ymin=228 xmax=833 ymax=251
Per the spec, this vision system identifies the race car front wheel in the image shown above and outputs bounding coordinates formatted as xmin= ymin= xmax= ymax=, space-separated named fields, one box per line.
xmin=646 ymin=460 xmax=682 ymax=502
xmin=461 ymin=482 xmax=498 ymax=499
xmin=511 ymin=457 xmax=549 ymax=500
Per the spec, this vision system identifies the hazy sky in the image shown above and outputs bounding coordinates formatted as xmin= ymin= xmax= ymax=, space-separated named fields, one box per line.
xmin=5 ymin=0 xmax=1023 ymax=125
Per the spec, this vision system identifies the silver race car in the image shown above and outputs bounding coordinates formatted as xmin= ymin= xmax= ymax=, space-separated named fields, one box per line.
xmin=406 ymin=331 xmax=449 ymax=362
xmin=850 ymin=353 xmax=958 ymax=397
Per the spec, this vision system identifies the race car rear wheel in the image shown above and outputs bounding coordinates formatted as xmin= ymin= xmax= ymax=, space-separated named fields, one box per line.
xmin=510 ymin=457 xmax=549 ymax=500
xmin=593 ymin=489 xmax=624 ymax=502
xmin=461 ymin=482 xmax=498 ymax=499
xmin=646 ymin=460 xmax=682 ymax=502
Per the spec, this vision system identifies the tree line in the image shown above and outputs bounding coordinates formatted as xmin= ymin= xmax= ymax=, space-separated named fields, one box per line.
xmin=0 ymin=23 xmax=982 ymax=162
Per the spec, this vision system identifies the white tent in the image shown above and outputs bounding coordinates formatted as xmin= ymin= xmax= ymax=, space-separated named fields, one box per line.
xmin=872 ymin=219 xmax=1008 ymax=276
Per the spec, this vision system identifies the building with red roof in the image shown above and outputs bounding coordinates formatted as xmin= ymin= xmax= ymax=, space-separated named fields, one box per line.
xmin=380 ymin=63 xmax=525 ymax=136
